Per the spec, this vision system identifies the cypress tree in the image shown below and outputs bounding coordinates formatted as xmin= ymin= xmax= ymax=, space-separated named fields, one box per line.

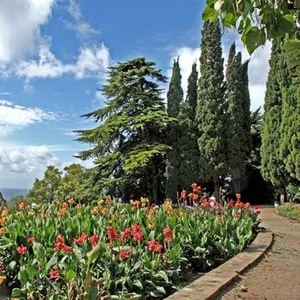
xmin=260 ymin=39 xmax=290 ymax=204
xmin=165 ymin=58 xmax=184 ymax=200
xmin=167 ymin=57 xmax=183 ymax=117
xmin=196 ymin=20 xmax=227 ymax=200
xmin=225 ymin=44 xmax=250 ymax=192
xmin=280 ymin=30 xmax=300 ymax=185
xmin=177 ymin=62 xmax=200 ymax=192
xmin=76 ymin=58 xmax=173 ymax=204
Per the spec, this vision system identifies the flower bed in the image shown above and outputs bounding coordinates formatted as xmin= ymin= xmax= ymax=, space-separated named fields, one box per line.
xmin=0 ymin=195 xmax=259 ymax=299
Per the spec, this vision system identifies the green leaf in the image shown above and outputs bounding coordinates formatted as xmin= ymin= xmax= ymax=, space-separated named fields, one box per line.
xmin=46 ymin=255 xmax=58 ymax=271
xmin=66 ymin=269 xmax=77 ymax=281
xmin=156 ymin=286 xmax=166 ymax=295
xmin=26 ymin=263 xmax=39 ymax=281
xmin=202 ymin=6 xmax=219 ymax=22
xmin=32 ymin=242 xmax=46 ymax=263
xmin=133 ymin=280 xmax=143 ymax=290
xmin=154 ymin=270 xmax=169 ymax=282
xmin=87 ymin=243 xmax=101 ymax=265
xmin=11 ymin=288 xmax=22 ymax=297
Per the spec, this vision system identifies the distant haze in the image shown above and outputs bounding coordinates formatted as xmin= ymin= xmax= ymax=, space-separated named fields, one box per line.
xmin=0 ymin=188 xmax=29 ymax=201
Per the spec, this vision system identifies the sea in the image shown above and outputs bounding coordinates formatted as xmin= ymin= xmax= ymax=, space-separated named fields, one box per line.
xmin=0 ymin=188 xmax=29 ymax=201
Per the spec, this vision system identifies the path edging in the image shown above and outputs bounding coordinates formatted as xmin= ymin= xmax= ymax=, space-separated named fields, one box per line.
xmin=165 ymin=229 xmax=273 ymax=300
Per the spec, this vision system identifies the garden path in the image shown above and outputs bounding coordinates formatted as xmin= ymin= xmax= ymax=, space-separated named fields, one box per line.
xmin=219 ymin=205 xmax=300 ymax=300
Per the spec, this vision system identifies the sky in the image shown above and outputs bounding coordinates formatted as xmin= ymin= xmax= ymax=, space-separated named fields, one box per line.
xmin=0 ymin=0 xmax=271 ymax=189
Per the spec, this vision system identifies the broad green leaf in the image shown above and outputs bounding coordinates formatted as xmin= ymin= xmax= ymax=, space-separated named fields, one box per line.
xmin=11 ymin=288 xmax=22 ymax=297
xmin=154 ymin=270 xmax=169 ymax=282
xmin=202 ymin=6 xmax=219 ymax=22
xmin=66 ymin=269 xmax=77 ymax=280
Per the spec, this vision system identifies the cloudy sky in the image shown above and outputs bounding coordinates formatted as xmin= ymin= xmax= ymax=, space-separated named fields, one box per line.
xmin=0 ymin=0 xmax=271 ymax=189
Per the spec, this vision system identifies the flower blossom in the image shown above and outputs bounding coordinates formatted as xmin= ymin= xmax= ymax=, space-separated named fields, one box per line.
xmin=17 ymin=244 xmax=27 ymax=255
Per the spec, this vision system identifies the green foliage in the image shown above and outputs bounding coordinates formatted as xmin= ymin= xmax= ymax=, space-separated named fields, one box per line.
xmin=166 ymin=58 xmax=184 ymax=200
xmin=261 ymin=39 xmax=291 ymax=189
xmin=75 ymin=58 xmax=174 ymax=203
xmin=225 ymin=44 xmax=251 ymax=192
xmin=196 ymin=20 xmax=228 ymax=194
xmin=202 ymin=0 xmax=298 ymax=54
xmin=177 ymin=63 xmax=200 ymax=191
xmin=27 ymin=166 xmax=62 ymax=203
xmin=0 ymin=199 xmax=257 ymax=299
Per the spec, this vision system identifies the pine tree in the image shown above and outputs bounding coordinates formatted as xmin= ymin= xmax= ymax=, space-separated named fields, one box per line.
xmin=165 ymin=58 xmax=184 ymax=200
xmin=225 ymin=44 xmax=249 ymax=192
xmin=260 ymin=39 xmax=290 ymax=204
xmin=177 ymin=62 xmax=200 ymax=192
xmin=76 ymin=58 xmax=173 ymax=204
xmin=196 ymin=20 xmax=227 ymax=199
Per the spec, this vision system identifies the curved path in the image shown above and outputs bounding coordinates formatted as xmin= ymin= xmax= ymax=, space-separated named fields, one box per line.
xmin=219 ymin=205 xmax=300 ymax=300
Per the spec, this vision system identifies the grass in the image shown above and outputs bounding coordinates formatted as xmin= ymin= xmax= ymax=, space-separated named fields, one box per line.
xmin=276 ymin=203 xmax=300 ymax=222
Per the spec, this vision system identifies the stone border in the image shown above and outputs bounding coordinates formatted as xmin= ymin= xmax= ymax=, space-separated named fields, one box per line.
xmin=165 ymin=230 xmax=273 ymax=300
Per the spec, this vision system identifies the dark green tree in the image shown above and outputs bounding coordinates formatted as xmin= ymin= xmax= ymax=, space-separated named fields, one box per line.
xmin=196 ymin=20 xmax=227 ymax=199
xmin=225 ymin=44 xmax=250 ymax=192
xmin=76 ymin=58 xmax=173 ymax=204
xmin=167 ymin=57 xmax=183 ymax=118
xmin=165 ymin=58 xmax=184 ymax=200
xmin=261 ymin=39 xmax=291 ymax=204
xmin=177 ymin=62 xmax=200 ymax=192
xmin=280 ymin=30 xmax=300 ymax=187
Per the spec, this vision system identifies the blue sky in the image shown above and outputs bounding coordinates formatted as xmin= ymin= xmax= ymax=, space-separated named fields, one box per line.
xmin=0 ymin=0 xmax=271 ymax=189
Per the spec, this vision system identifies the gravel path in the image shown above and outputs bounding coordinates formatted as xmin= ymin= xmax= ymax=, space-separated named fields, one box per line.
xmin=218 ymin=205 xmax=300 ymax=300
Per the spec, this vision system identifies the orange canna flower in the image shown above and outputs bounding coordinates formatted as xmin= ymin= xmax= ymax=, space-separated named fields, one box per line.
xmin=18 ymin=202 xmax=25 ymax=210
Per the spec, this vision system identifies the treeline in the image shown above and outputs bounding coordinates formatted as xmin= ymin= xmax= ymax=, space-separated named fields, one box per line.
xmin=12 ymin=21 xmax=299 ymax=206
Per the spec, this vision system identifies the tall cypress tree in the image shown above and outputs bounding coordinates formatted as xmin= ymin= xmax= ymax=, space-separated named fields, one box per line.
xmin=196 ymin=20 xmax=227 ymax=199
xmin=280 ymin=30 xmax=300 ymax=186
xmin=261 ymin=39 xmax=290 ymax=204
xmin=165 ymin=58 xmax=184 ymax=200
xmin=167 ymin=57 xmax=183 ymax=117
xmin=177 ymin=62 xmax=200 ymax=191
xmin=225 ymin=44 xmax=249 ymax=192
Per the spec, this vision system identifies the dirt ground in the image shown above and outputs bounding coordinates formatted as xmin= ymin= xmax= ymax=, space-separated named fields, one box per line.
xmin=218 ymin=206 xmax=300 ymax=300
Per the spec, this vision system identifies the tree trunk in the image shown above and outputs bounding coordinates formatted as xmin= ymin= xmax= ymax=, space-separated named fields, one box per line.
xmin=280 ymin=187 xmax=286 ymax=205
xmin=152 ymin=164 xmax=158 ymax=205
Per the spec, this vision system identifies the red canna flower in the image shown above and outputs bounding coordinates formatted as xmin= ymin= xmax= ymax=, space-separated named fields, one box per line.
xmin=49 ymin=269 xmax=59 ymax=278
xmin=228 ymin=199 xmax=235 ymax=207
xmin=107 ymin=227 xmax=119 ymax=241
xmin=56 ymin=235 xmax=64 ymax=244
xmin=180 ymin=190 xmax=187 ymax=198
xmin=191 ymin=183 xmax=198 ymax=190
xmin=119 ymin=250 xmax=127 ymax=260
xmin=121 ymin=228 xmax=131 ymax=240
xmin=132 ymin=224 xmax=142 ymax=234
xmin=17 ymin=244 xmax=27 ymax=255
xmin=27 ymin=237 xmax=35 ymax=243
xmin=74 ymin=233 xmax=88 ymax=244
xmin=133 ymin=231 xmax=144 ymax=241
xmin=147 ymin=240 xmax=163 ymax=253
xmin=163 ymin=227 xmax=173 ymax=242
xmin=89 ymin=235 xmax=99 ymax=248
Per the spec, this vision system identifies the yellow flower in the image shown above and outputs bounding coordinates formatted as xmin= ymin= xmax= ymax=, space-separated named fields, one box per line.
xmin=179 ymin=211 xmax=184 ymax=218
xmin=148 ymin=224 xmax=154 ymax=230
xmin=0 ymin=276 xmax=6 ymax=285
xmin=98 ymin=199 xmax=104 ymax=206
xmin=0 ymin=227 xmax=7 ymax=235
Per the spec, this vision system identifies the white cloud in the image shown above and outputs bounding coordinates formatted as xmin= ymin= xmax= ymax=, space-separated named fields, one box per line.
xmin=0 ymin=145 xmax=61 ymax=188
xmin=65 ymin=0 xmax=99 ymax=40
xmin=234 ymin=39 xmax=271 ymax=111
xmin=0 ymin=0 xmax=55 ymax=62
xmin=14 ymin=43 xmax=110 ymax=81
xmin=0 ymin=100 xmax=57 ymax=137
